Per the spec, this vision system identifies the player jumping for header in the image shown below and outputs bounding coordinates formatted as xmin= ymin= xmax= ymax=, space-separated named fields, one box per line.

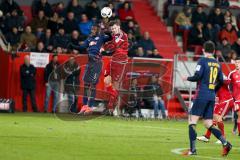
xmin=182 ymin=41 xmax=232 ymax=156
xmin=72 ymin=25 xmax=112 ymax=115
xmin=103 ymin=20 xmax=129 ymax=115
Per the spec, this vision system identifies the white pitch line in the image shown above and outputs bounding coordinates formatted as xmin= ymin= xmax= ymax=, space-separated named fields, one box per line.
xmin=171 ymin=147 xmax=235 ymax=160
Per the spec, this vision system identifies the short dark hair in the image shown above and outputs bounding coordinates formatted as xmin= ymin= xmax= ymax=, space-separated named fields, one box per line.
xmin=203 ymin=41 xmax=215 ymax=53
xmin=109 ymin=20 xmax=119 ymax=27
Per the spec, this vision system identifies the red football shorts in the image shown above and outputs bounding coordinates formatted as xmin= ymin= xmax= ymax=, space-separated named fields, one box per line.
xmin=214 ymin=99 xmax=234 ymax=116
xmin=104 ymin=53 xmax=128 ymax=82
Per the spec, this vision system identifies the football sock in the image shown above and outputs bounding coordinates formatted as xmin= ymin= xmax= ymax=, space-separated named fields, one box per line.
xmin=205 ymin=121 xmax=216 ymax=139
xmin=209 ymin=125 xmax=227 ymax=145
xmin=217 ymin=121 xmax=225 ymax=138
xmin=233 ymin=118 xmax=237 ymax=132
xmin=205 ymin=129 xmax=211 ymax=139
xmin=189 ymin=124 xmax=197 ymax=152
xmin=237 ymin=121 xmax=240 ymax=134
xmin=83 ymin=83 xmax=90 ymax=105
xmin=88 ymin=84 xmax=96 ymax=107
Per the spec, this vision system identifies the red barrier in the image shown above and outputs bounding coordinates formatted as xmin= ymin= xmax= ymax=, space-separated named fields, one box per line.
xmin=0 ymin=51 xmax=236 ymax=115
xmin=0 ymin=51 xmax=174 ymax=112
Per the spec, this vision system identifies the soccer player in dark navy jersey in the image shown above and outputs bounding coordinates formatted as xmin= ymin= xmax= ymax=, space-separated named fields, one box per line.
xmin=73 ymin=25 xmax=112 ymax=115
xmin=182 ymin=41 xmax=232 ymax=156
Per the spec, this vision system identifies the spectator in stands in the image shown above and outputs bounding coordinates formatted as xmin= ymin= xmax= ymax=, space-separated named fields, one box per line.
xmin=122 ymin=20 xmax=141 ymax=40
xmin=203 ymin=23 xmax=218 ymax=43
xmin=40 ymin=29 xmax=54 ymax=52
xmin=53 ymin=2 xmax=66 ymax=18
xmin=232 ymin=38 xmax=240 ymax=57
xmin=47 ymin=12 xmax=64 ymax=35
xmin=63 ymin=12 xmax=78 ymax=35
xmin=174 ymin=0 xmax=186 ymax=5
xmin=20 ymin=26 xmax=37 ymax=51
xmin=146 ymin=75 xmax=167 ymax=119
xmin=191 ymin=6 xmax=207 ymax=26
xmin=224 ymin=10 xmax=237 ymax=30
xmin=135 ymin=47 xmax=145 ymax=57
xmin=53 ymin=27 xmax=70 ymax=53
xmin=44 ymin=54 xmax=60 ymax=113
xmin=230 ymin=50 xmax=237 ymax=61
xmin=34 ymin=41 xmax=46 ymax=53
xmin=85 ymin=0 xmax=100 ymax=20
xmin=215 ymin=0 xmax=229 ymax=7
xmin=0 ymin=0 xmax=21 ymax=16
xmin=104 ymin=1 xmax=117 ymax=20
xmin=152 ymin=49 xmax=163 ymax=58
xmin=78 ymin=14 xmax=93 ymax=36
xmin=68 ymin=30 xmax=83 ymax=54
xmin=220 ymin=23 xmax=238 ymax=45
xmin=128 ymin=31 xmax=138 ymax=57
xmin=6 ymin=27 xmax=20 ymax=51
xmin=118 ymin=1 xmax=135 ymax=21
xmin=30 ymin=10 xmax=48 ymax=33
xmin=4 ymin=9 xmax=24 ymax=33
xmin=66 ymin=0 xmax=84 ymax=21
xmin=32 ymin=0 xmax=53 ymax=17
xmin=63 ymin=56 xmax=80 ymax=113
xmin=208 ymin=7 xmax=225 ymax=31
xmin=188 ymin=22 xmax=205 ymax=46
xmin=20 ymin=55 xmax=38 ymax=112
xmin=138 ymin=31 xmax=156 ymax=54
xmin=216 ymin=38 xmax=232 ymax=60
xmin=175 ymin=7 xmax=192 ymax=30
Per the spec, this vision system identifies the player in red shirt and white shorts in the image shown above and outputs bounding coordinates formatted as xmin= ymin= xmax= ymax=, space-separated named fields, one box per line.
xmin=197 ymin=75 xmax=234 ymax=143
xmin=227 ymin=58 xmax=240 ymax=136
xmin=103 ymin=20 xmax=129 ymax=114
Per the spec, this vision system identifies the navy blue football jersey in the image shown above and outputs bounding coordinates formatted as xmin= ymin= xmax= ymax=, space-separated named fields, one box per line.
xmin=79 ymin=34 xmax=111 ymax=61
xmin=187 ymin=56 xmax=223 ymax=101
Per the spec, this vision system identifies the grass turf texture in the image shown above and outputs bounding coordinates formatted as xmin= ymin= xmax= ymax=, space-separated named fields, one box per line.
xmin=0 ymin=113 xmax=239 ymax=160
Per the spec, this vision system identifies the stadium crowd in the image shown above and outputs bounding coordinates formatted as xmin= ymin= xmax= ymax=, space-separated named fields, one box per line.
xmin=0 ymin=0 xmax=161 ymax=58
xmin=165 ymin=0 xmax=240 ymax=62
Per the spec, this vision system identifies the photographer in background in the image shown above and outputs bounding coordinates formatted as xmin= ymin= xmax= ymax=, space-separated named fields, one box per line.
xmin=44 ymin=54 xmax=60 ymax=113
xmin=63 ymin=56 xmax=80 ymax=113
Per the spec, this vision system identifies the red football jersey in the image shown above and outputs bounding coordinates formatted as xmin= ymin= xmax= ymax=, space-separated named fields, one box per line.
xmin=216 ymin=81 xmax=233 ymax=103
xmin=112 ymin=30 xmax=128 ymax=55
xmin=228 ymin=70 xmax=240 ymax=101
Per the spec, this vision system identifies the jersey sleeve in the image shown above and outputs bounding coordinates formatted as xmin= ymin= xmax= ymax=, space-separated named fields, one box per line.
xmin=187 ymin=59 xmax=204 ymax=82
xmin=215 ymin=67 xmax=224 ymax=92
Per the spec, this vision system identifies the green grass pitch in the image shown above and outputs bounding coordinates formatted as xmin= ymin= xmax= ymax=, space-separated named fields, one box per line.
xmin=0 ymin=113 xmax=239 ymax=160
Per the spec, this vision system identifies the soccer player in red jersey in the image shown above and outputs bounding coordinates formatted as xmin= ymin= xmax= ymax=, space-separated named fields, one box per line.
xmin=197 ymin=75 xmax=234 ymax=143
xmin=227 ymin=58 xmax=240 ymax=136
xmin=103 ymin=20 xmax=129 ymax=114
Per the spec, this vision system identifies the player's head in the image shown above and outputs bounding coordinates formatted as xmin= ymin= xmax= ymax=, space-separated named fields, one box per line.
xmin=109 ymin=20 xmax=121 ymax=34
xmin=90 ymin=25 xmax=100 ymax=36
xmin=234 ymin=57 xmax=240 ymax=70
xmin=203 ymin=41 xmax=215 ymax=56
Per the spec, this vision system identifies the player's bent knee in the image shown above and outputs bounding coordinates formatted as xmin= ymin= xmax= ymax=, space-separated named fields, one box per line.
xmin=203 ymin=119 xmax=213 ymax=129
xmin=213 ymin=114 xmax=222 ymax=122
xmin=188 ymin=115 xmax=199 ymax=124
